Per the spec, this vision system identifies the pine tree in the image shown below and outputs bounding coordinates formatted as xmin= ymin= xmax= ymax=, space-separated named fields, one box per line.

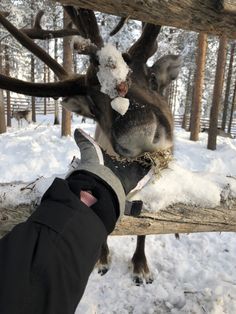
xmin=61 ymin=9 xmax=72 ymax=136
xmin=207 ymin=36 xmax=227 ymax=150
xmin=0 ymin=42 xmax=6 ymax=134
xmin=221 ymin=42 xmax=235 ymax=130
xmin=190 ymin=32 xmax=208 ymax=141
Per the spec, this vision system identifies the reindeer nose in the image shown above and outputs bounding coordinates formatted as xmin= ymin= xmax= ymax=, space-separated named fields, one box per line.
xmin=116 ymin=81 xmax=129 ymax=97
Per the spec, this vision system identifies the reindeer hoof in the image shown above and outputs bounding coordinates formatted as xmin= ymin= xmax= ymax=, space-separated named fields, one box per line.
xmin=132 ymin=272 xmax=154 ymax=285
xmin=97 ymin=264 xmax=109 ymax=276
xmin=133 ymin=275 xmax=143 ymax=286
xmin=145 ymin=275 xmax=154 ymax=284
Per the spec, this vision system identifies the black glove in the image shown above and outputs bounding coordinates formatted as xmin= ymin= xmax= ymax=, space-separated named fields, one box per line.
xmin=67 ymin=129 xmax=153 ymax=219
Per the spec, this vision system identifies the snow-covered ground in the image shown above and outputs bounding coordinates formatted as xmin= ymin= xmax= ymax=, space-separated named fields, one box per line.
xmin=1 ymin=115 xmax=236 ymax=313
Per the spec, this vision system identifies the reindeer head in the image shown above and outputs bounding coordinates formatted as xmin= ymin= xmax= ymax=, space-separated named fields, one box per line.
xmin=0 ymin=9 xmax=182 ymax=158
xmin=148 ymin=55 xmax=183 ymax=95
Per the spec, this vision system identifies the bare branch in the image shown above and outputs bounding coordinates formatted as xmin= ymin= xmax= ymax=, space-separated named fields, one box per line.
xmin=0 ymin=12 xmax=68 ymax=80
xmin=128 ymin=23 xmax=161 ymax=63
xmin=0 ymin=73 xmax=87 ymax=97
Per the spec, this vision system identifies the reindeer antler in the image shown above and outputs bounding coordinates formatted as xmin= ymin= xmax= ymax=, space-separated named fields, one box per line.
xmin=0 ymin=12 xmax=68 ymax=80
xmin=128 ymin=23 xmax=161 ymax=63
xmin=0 ymin=74 xmax=87 ymax=97
xmin=0 ymin=9 xmax=92 ymax=98
xmin=64 ymin=6 xmax=104 ymax=48
xmin=22 ymin=10 xmax=81 ymax=40
xmin=109 ymin=16 xmax=130 ymax=36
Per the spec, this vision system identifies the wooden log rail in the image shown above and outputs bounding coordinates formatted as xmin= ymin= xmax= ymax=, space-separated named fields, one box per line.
xmin=55 ymin=0 xmax=236 ymax=38
xmin=218 ymin=0 xmax=236 ymax=14
xmin=1 ymin=201 xmax=236 ymax=238
xmin=113 ymin=202 xmax=236 ymax=235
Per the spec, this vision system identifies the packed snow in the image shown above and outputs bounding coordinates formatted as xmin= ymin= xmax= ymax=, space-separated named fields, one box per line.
xmin=111 ymin=97 xmax=130 ymax=115
xmin=1 ymin=115 xmax=236 ymax=313
xmin=131 ymin=131 xmax=236 ymax=211
xmin=97 ymin=43 xmax=130 ymax=99
xmin=72 ymin=35 xmax=93 ymax=52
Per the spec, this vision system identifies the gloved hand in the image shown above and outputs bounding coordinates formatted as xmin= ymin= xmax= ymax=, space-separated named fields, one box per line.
xmin=67 ymin=128 xmax=153 ymax=220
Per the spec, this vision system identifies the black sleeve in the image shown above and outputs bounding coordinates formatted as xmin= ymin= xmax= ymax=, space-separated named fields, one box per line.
xmin=0 ymin=177 xmax=114 ymax=314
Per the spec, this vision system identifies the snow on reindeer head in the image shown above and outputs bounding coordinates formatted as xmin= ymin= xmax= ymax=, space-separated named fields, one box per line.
xmin=96 ymin=44 xmax=131 ymax=115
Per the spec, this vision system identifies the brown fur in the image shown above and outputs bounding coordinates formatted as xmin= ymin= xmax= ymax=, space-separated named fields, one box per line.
xmin=61 ymin=21 xmax=182 ymax=283
xmin=11 ymin=110 xmax=32 ymax=127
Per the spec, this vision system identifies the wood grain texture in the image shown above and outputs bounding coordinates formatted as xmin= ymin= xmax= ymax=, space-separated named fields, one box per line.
xmin=1 ymin=201 xmax=236 ymax=238
xmin=218 ymin=0 xmax=236 ymax=13
xmin=54 ymin=0 xmax=236 ymax=38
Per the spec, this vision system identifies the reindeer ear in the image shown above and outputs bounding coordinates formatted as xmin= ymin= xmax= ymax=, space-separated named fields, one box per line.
xmin=61 ymin=96 xmax=96 ymax=119
xmin=149 ymin=55 xmax=182 ymax=94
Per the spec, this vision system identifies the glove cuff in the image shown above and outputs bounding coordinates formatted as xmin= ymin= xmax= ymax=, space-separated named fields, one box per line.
xmin=74 ymin=164 xmax=126 ymax=220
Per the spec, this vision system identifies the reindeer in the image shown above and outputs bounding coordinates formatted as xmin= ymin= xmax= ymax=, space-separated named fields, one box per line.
xmin=0 ymin=8 xmax=182 ymax=285
xmin=11 ymin=109 xmax=32 ymax=127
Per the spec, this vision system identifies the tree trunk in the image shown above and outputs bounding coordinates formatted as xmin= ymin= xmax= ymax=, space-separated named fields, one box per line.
xmin=54 ymin=100 xmax=60 ymax=125
xmin=189 ymin=69 xmax=197 ymax=132
xmin=30 ymin=3 xmax=36 ymax=123
xmin=190 ymin=33 xmax=208 ymax=141
xmin=4 ymin=45 xmax=11 ymax=127
xmin=227 ymin=76 xmax=236 ymax=134
xmin=207 ymin=36 xmax=228 ymax=150
xmin=55 ymin=0 xmax=236 ymax=38
xmin=0 ymin=43 xmax=6 ymax=134
xmin=52 ymin=8 xmax=60 ymax=125
xmin=31 ymin=55 xmax=36 ymax=122
xmin=0 ymin=89 xmax=6 ymax=134
xmin=167 ymin=81 xmax=174 ymax=111
xmin=43 ymin=39 xmax=49 ymax=116
xmin=172 ymin=79 xmax=178 ymax=116
xmin=221 ymin=42 xmax=235 ymax=130
xmin=182 ymin=69 xmax=192 ymax=130
xmin=61 ymin=10 xmax=72 ymax=137
xmin=43 ymin=64 xmax=47 ymax=115
xmin=73 ymin=50 xmax=77 ymax=73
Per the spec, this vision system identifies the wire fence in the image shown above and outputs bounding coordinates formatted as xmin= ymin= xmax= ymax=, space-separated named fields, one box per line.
xmin=4 ymin=97 xmax=236 ymax=137
xmin=4 ymin=97 xmax=60 ymax=115
xmin=174 ymin=115 xmax=236 ymax=137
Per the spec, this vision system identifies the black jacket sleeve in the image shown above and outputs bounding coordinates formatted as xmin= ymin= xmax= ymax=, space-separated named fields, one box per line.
xmin=0 ymin=177 xmax=114 ymax=314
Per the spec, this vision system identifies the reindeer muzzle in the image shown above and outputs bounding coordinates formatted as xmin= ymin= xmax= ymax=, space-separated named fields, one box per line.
xmin=116 ymin=81 xmax=129 ymax=97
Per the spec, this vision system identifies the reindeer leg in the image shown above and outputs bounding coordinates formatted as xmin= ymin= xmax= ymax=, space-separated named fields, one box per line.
xmin=131 ymin=235 xmax=153 ymax=285
xmin=97 ymin=240 xmax=110 ymax=276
